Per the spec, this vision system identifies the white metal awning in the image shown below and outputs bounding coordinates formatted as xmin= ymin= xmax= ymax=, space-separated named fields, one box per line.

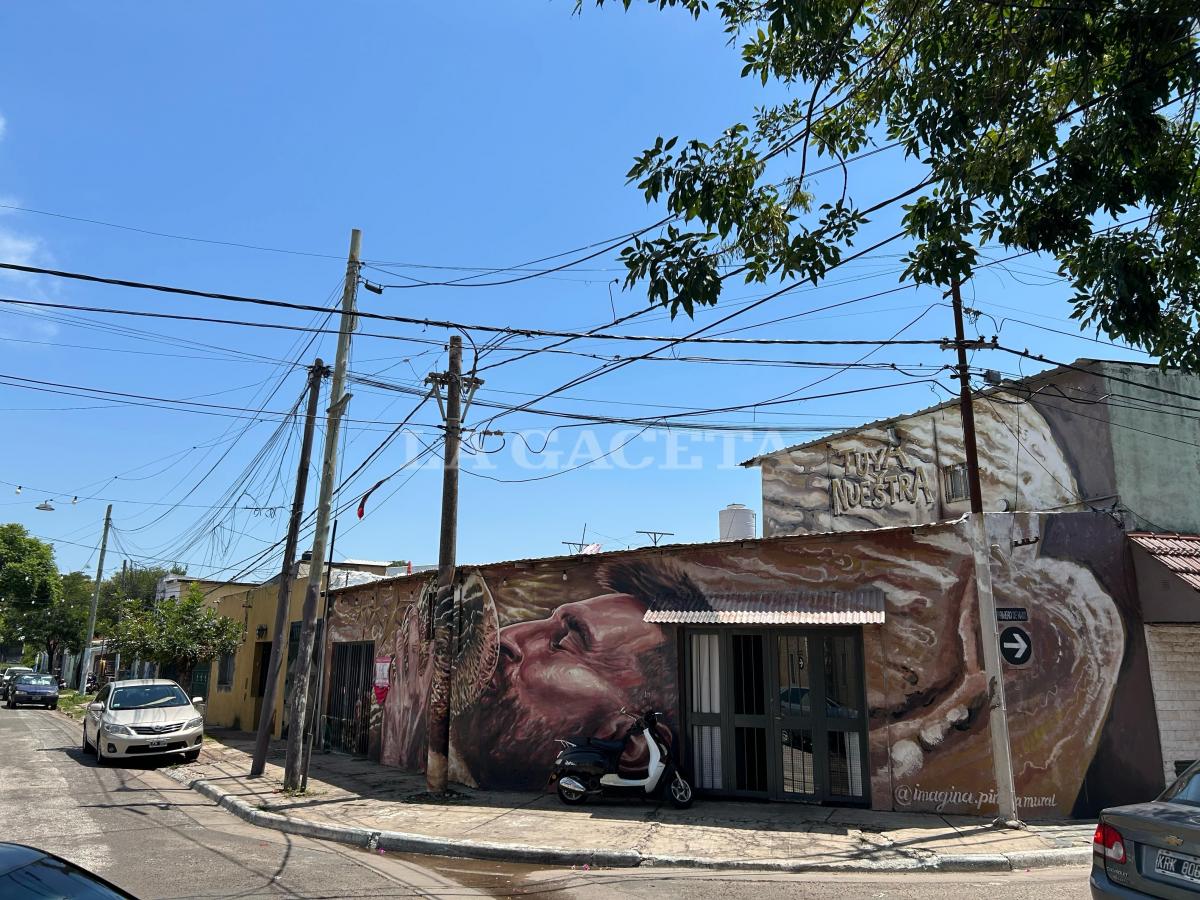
xmin=642 ymin=587 xmax=885 ymax=625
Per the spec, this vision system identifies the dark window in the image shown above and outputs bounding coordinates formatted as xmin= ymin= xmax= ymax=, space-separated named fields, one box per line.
xmin=217 ymin=652 xmax=235 ymax=688
xmin=943 ymin=462 xmax=970 ymax=503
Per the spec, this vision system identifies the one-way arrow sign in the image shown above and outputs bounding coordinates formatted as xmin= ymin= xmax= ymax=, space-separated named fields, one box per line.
xmin=1000 ymin=626 xmax=1032 ymax=666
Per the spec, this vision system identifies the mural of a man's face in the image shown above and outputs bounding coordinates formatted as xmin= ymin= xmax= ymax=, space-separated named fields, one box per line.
xmin=453 ymin=590 xmax=673 ymax=789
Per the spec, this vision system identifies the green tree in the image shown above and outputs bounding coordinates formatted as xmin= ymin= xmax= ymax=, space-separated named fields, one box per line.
xmin=588 ymin=0 xmax=1200 ymax=364
xmin=39 ymin=570 xmax=92 ymax=665
xmin=0 ymin=524 xmax=64 ymax=658
xmin=96 ymin=564 xmax=185 ymax=637
xmin=107 ymin=583 xmax=241 ymax=689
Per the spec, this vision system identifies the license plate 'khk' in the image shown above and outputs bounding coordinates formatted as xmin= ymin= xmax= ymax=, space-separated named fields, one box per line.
xmin=1155 ymin=848 xmax=1200 ymax=886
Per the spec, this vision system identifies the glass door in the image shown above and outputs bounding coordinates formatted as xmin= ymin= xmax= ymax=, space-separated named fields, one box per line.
xmin=685 ymin=627 xmax=869 ymax=805
xmin=773 ymin=634 xmax=818 ymax=799
xmin=819 ymin=633 xmax=867 ymax=801
xmin=730 ymin=632 xmax=770 ymax=796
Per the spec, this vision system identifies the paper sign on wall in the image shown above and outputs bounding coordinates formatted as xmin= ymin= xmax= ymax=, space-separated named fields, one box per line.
xmin=373 ymin=655 xmax=392 ymax=705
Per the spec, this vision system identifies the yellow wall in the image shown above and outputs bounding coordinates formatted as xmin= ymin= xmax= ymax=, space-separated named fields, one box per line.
xmin=204 ymin=576 xmax=308 ymax=737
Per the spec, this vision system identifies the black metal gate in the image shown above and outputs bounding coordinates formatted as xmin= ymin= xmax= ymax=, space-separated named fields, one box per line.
xmin=685 ymin=627 xmax=869 ymax=804
xmin=325 ymin=641 xmax=374 ymax=755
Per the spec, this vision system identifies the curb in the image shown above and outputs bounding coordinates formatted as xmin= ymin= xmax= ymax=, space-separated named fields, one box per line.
xmin=161 ymin=767 xmax=1094 ymax=873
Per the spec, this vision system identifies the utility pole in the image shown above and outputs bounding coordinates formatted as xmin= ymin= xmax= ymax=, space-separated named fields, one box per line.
xmin=950 ymin=281 xmax=1019 ymax=824
xmin=250 ymin=357 xmax=326 ymax=778
xmin=300 ymin=517 xmax=337 ymax=789
xmin=426 ymin=335 xmax=482 ymax=794
xmin=113 ymin=559 xmax=128 ymax=679
xmin=284 ymin=229 xmax=362 ymax=790
xmin=78 ymin=504 xmax=112 ymax=693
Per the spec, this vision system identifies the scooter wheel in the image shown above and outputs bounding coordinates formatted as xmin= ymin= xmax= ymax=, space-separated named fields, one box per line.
xmin=667 ymin=771 xmax=694 ymax=809
xmin=557 ymin=782 xmax=588 ymax=805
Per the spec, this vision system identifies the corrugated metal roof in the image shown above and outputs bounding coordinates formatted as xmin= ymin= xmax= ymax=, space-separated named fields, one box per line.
xmin=1129 ymin=532 xmax=1200 ymax=590
xmin=643 ymin=587 xmax=886 ymax=625
xmin=329 ymin=516 xmax=969 ymax=595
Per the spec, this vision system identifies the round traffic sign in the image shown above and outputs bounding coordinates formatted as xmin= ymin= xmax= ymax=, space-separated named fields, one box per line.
xmin=1000 ymin=626 xmax=1032 ymax=666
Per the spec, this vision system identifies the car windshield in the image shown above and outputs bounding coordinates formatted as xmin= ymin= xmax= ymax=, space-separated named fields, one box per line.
xmin=1160 ymin=763 xmax=1200 ymax=808
xmin=109 ymin=685 xmax=190 ymax=711
xmin=16 ymin=675 xmax=54 ymax=686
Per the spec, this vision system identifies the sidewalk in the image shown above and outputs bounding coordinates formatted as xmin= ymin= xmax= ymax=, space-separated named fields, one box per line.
xmin=163 ymin=729 xmax=1095 ymax=873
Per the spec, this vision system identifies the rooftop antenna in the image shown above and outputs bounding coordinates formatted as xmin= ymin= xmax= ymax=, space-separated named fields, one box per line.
xmin=562 ymin=523 xmax=588 ymax=555
xmin=637 ymin=530 xmax=675 ymax=547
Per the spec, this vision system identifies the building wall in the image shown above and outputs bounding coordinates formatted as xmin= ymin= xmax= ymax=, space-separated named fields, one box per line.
xmin=1131 ymin=546 xmax=1200 ymax=625
xmin=204 ymin=577 xmax=307 ymax=737
xmin=1143 ymin=625 xmax=1200 ymax=787
xmin=328 ymin=511 xmax=1160 ymax=818
xmin=757 ymin=367 xmax=1123 ymax=538
xmin=1106 ymin=363 xmax=1200 ymax=534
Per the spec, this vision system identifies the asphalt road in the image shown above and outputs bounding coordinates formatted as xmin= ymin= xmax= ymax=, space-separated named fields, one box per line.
xmin=0 ymin=707 xmax=1092 ymax=899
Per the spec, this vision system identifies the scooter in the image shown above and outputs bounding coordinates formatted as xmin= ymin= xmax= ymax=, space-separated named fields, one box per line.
xmin=551 ymin=709 xmax=694 ymax=809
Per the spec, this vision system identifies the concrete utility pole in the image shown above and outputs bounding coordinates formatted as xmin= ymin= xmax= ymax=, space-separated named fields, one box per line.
xmin=426 ymin=335 xmax=481 ymax=794
xmin=78 ymin=504 xmax=112 ymax=693
xmin=299 ymin=518 xmax=338 ymax=789
xmin=250 ymin=358 xmax=326 ymax=778
xmin=950 ymin=281 xmax=1019 ymax=824
xmin=284 ymin=229 xmax=362 ymax=791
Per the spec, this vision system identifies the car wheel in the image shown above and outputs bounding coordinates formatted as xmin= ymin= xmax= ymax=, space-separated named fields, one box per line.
xmin=49 ymin=702 xmax=57 ymax=710
xmin=81 ymin=724 xmax=92 ymax=754
xmin=183 ymin=749 xmax=200 ymax=762
xmin=95 ymin=736 xmax=109 ymax=766
xmin=5 ymin=698 xmax=13 ymax=709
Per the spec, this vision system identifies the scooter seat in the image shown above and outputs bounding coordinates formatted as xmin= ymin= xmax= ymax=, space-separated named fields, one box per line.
xmin=586 ymin=738 xmax=625 ymax=752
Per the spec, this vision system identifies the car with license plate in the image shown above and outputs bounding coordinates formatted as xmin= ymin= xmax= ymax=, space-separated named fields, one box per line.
xmin=1091 ymin=759 xmax=1200 ymax=897
xmin=5 ymin=673 xmax=59 ymax=709
xmin=81 ymin=678 xmax=205 ymax=765
xmin=0 ymin=666 xmax=34 ymax=701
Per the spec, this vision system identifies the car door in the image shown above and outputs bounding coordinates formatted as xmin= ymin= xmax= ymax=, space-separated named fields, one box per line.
xmin=87 ymin=684 xmax=111 ymax=743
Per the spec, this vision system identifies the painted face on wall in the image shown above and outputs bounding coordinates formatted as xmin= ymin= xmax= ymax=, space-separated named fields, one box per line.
xmin=451 ymin=581 xmax=675 ymax=790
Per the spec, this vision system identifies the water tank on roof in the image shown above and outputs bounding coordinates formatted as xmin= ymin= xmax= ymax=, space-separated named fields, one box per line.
xmin=719 ymin=503 xmax=756 ymax=541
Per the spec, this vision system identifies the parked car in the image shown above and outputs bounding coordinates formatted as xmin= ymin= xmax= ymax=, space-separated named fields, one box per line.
xmin=0 ymin=666 xmax=34 ymax=701
xmin=0 ymin=842 xmax=135 ymax=898
xmin=81 ymin=679 xmax=204 ymax=765
xmin=1091 ymin=759 xmax=1200 ymax=897
xmin=5 ymin=674 xmax=59 ymax=709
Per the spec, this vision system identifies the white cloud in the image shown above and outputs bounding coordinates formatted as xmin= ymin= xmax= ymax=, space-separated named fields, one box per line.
xmin=0 ymin=112 xmax=6 ymax=142
xmin=0 ymin=229 xmax=38 ymax=265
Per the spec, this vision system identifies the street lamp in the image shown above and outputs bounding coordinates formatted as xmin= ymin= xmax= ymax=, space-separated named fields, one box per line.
xmin=35 ymin=500 xmax=54 ymax=512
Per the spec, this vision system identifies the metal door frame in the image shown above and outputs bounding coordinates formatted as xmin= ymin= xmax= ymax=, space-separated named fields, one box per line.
xmin=326 ymin=639 xmax=374 ymax=756
xmin=683 ymin=626 xmax=870 ymax=805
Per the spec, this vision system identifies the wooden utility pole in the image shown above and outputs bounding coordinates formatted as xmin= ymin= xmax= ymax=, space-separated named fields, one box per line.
xmin=250 ymin=358 xmax=326 ymax=778
xmin=426 ymin=335 xmax=481 ymax=793
xmin=78 ymin=504 xmax=112 ymax=693
xmin=950 ymin=281 xmax=1019 ymax=823
xmin=284 ymin=228 xmax=361 ymax=790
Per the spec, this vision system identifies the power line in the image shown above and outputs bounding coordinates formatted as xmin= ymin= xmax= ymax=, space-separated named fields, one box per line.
xmin=0 ymin=266 xmax=958 ymax=346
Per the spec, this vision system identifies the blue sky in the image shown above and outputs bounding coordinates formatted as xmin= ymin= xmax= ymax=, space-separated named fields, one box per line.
xmin=0 ymin=2 xmax=1150 ymax=580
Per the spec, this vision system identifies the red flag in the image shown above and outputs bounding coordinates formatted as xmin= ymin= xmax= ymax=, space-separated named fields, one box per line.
xmin=357 ymin=478 xmax=387 ymax=519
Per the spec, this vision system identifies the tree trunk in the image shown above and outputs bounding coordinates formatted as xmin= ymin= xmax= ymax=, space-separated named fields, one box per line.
xmin=176 ymin=663 xmax=193 ymax=694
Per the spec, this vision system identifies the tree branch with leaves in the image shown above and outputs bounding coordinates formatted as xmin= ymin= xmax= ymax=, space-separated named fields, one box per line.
xmin=586 ymin=0 xmax=1200 ymax=364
